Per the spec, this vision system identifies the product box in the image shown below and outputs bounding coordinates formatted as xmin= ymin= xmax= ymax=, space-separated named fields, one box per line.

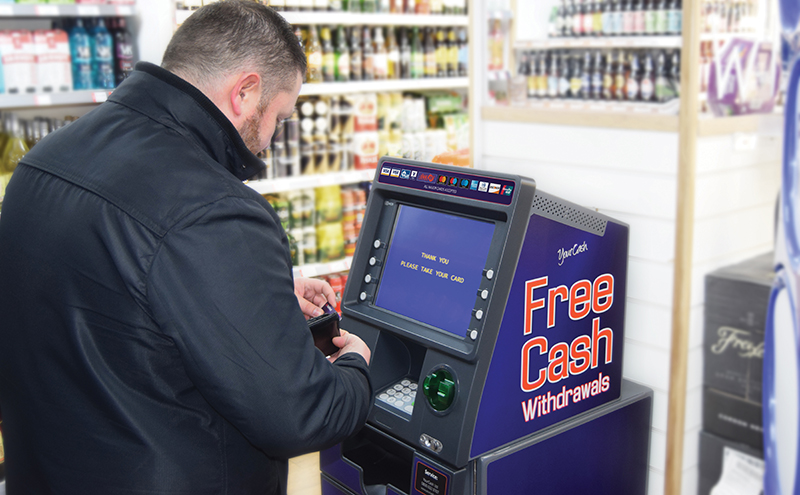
xmin=0 ymin=30 xmax=36 ymax=95
xmin=352 ymin=131 xmax=378 ymax=170
xmin=703 ymin=252 xmax=772 ymax=403
xmin=33 ymin=29 xmax=72 ymax=93
xmin=703 ymin=386 xmax=763 ymax=450
xmin=698 ymin=430 xmax=763 ymax=495
xmin=350 ymin=93 xmax=377 ymax=133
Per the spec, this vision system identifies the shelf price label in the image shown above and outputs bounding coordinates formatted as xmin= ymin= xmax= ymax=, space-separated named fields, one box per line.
xmin=77 ymin=5 xmax=101 ymax=16
xmin=34 ymin=94 xmax=52 ymax=107
xmin=115 ymin=5 xmax=134 ymax=15
xmin=92 ymin=91 xmax=109 ymax=103
xmin=35 ymin=5 xmax=60 ymax=16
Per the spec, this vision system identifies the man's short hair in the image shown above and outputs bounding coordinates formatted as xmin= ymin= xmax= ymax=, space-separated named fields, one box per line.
xmin=162 ymin=0 xmax=306 ymax=98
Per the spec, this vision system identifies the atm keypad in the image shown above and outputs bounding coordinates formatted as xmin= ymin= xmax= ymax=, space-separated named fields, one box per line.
xmin=377 ymin=379 xmax=418 ymax=416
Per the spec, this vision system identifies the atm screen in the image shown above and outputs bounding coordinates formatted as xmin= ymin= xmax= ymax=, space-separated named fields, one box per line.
xmin=374 ymin=205 xmax=496 ymax=338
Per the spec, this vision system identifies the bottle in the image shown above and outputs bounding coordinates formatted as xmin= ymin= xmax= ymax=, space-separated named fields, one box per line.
xmin=387 ymin=27 xmax=400 ymax=80
xmin=294 ymin=25 xmax=305 ymax=49
xmin=372 ymin=27 xmax=388 ymax=80
xmin=362 ymin=26 xmax=375 ymax=80
xmin=424 ymin=28 xmax=436 ymax=78
xmin=625 ymin=51 xmax=640 ymax=100
xmin=527 ymin=52 xmax=537 ymax=98
xmin=415 ymin=0 xmax=430 ymax=14
xmin=601 ymin=0 xmax=612 ymax=34
xmin=536 ymin=52 xmax=547 ymax=98
xmin=547 ymin=51 xmax=560 ymax=97
xmin=1 ymin=115 xmax=29 ymax=198
xmin=583 ymin=0 xmax=594 ymax=35
xmin=593 ymin=0 xmax=604 ymax=34
xmin=321 ymin=26 xmax=335 ymax=83
xmin=591 ymin=50 xmax=603 ymax=98
xmin=655 ymin=0 xmax=669 ymax=33
xmin=563 ymin=0 xmax=574 ymax=36
xmin=399 ymin=27 xmax=411 ymax=79
xmin=457 ymin=28 xmax=468 ymax=76
xmin=614 ymin=50 xmax=626 ymax=99
xmin=431 ymin=0 xmax=443 ymax=14
xmin=573 ymin=0 xmax=584 ymax=35
xmin=612 ymin=0 xmax=624 ymax=33
xmin=334 ymin=25 xmax=350 ymax=82
xmin=435 ymin=28 xmax=447 ymax=77
xmin=640 ymin=50 xmax=655 ymax=101
xmin=349 ymin=27 xmax=362 ymax=81
xmin=347 ymin=0 xmax=360 ymax=12
xmin=551 ymin=3 xmax=562 ymax=37
xmin=582 ymin=51 xmax=593 ymax=98
xmin=70 ymin=18 xmax=93 ymax=90
xmin=560 ymin=52 xmax=572 ymax=97
xmin=305 ymin=26 xmax=323 ymax=83
xmin=111 ymin=18 xmax=134 ymax=86
xmin=570 ymin=53 xmax=582 ymax=98
xmin=668 ymin=0 xmax=681 ymax=34
xmin=633 ymin=0 xmax=645 ymax=34
xmin=446 ymin=28 xmax=458 ymax=77
xmin=363 ymin=0 xmax=376 ymax=12
xmin=511 ymin=54 xmax=529 ymax=105
xmin=91 ymin=17 xmax=115 ymax=89
xmin=669 ymin=49 xmax=680 ymax=97
xmin=602 ymin=52 xmax=614 ymax=99
xmin=622 ymin=0 xmax=634 ymax=34
xmin=411 ymin=26 xmax=424 ymax=79
xmin=655 ymin=49 xmax=669 ymax=101
xmin=644 ymin=0 xmax=656 ymax=33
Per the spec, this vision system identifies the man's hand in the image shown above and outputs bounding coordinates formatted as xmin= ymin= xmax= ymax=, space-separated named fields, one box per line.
xmin=327 ymin=329 xmax=371 ymax=365
xmin=294 ymin=277 xmax=336 ymax=319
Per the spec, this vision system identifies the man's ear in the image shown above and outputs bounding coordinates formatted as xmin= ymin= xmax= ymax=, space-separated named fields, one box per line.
xmin=229 ymin=72 xmax=262 ymax=118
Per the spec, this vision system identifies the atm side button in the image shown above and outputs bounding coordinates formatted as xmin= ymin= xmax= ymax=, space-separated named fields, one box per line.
xmin=479 ymin=289 xmax=489 ymax=300
xmin=484 ymin=269 xmax=495 ymax=280
xmin=469 ymin=329 xmax=478 ymax=340
xmin=369 ymin=257 xmax=382 ymax=266
xmin=474 ymin=309 xmax=484 ymax=320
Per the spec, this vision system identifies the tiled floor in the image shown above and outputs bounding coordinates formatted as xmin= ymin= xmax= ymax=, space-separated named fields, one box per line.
xmin=287 ymin=452 xmax=321 ymax=495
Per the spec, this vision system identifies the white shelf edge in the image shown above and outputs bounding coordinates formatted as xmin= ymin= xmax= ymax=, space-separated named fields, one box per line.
xmin=0 ymin=3 xmax=135 ymax=17
xmin=300 ymin=77 xmax=468 ymax=95
xmin=0 ymin=89 xmax=113 ymax=109
xmin=279 ymin=11 xmax=468 ymax=26
xmin=521 ymin=98 xmax=681 ymax=115
xmin=293 ymin=256 xmax=352 ymax=278
xmin=514 ymin=35 xmax=682 ymax=50
xmin=247 ymin=168 xmax=375 ymax=195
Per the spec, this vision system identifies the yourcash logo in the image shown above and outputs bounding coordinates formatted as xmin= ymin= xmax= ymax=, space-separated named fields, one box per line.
xmin=557 ymin=241 xmax=589 ymax=266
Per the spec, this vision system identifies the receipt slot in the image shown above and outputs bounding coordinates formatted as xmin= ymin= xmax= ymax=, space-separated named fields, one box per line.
xmin=322 ymin=158 xmax=653 ymax=495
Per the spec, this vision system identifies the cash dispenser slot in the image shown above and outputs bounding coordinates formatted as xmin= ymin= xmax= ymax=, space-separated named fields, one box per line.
xmin=330 ymin=425 xmax=414 ymax=495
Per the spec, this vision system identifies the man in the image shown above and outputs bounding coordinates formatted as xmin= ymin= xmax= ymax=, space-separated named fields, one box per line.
xmin=0 ymin=2 xmax=372 ymax=494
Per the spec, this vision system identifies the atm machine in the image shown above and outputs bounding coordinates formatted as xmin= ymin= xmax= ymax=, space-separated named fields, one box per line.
xmin=321 ymin=158 xmax=653 ymax=495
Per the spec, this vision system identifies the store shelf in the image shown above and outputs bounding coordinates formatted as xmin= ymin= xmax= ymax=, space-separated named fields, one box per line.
xmin=247 ymin=168 xmax=375 ymax=195
xmin=514 ymin=36 xmax=682 ymax=50
xmin=0 ymin=89 xmax=112 ymax=109
xmin=481 ymin=101 xmax=680 ymax=131
xmin=300 ymin=77 xmax=468 ymax=95
xmin=699 ymin=31 xmax=760 ymax=42
xmin=697 ymin=111 xmax=784 ymax=136
xmin=279 ymin=11 xmax=468 ymax=26
xmin=293 ymin=256 xmax=352 ymax=278
xmin=0 ymin=3 xmax=135 ymax=17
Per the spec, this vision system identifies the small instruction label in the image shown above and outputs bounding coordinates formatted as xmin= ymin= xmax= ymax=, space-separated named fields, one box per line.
xmin=709 ymin=446 xmax=764 ymax=495
xmin=414 ymin=461 xmax=448 ymax=495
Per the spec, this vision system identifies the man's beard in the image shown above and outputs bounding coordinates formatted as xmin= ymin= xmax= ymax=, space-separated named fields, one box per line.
xmin=238 ymin=99 xmax=268 ymax=155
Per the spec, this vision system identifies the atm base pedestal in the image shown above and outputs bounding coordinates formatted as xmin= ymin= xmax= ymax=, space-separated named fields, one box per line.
xmin=321 ymin=380 xmax=652 ymax=495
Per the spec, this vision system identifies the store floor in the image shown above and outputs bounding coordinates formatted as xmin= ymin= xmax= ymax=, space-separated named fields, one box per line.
xmin=288 ymin=452 xmax=321 ymax=495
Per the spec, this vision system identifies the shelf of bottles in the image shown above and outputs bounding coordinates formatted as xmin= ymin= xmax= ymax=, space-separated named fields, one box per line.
xmin=0 ymin=3 xmax=134 ymax=17
xmin=300 ymin=77 xmax=468 ymax=95
xmin=280 ymin=12 xmax=467 ymax=26
xmin=248 ymin=168 xmax=375 ymax=194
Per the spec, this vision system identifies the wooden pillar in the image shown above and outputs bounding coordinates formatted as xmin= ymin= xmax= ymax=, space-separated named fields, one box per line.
xmin=665 ymin=0 xmax=701 ymax=490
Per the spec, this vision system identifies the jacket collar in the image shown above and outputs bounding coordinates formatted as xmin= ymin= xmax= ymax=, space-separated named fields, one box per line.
xmin=112 ymin=62 xmax=266 ymax=181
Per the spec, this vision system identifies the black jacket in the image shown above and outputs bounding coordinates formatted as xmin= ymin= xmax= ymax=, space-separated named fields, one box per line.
xmin=0 ymin=62 xmax=372 ymax=494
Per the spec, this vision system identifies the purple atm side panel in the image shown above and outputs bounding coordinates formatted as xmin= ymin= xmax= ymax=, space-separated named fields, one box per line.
xmin=470 ymin=206 xmax=629 ymax=458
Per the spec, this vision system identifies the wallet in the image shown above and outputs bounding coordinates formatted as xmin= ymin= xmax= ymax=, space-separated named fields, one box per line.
xmin=308 ymin=311 xmax=341 ymax=356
